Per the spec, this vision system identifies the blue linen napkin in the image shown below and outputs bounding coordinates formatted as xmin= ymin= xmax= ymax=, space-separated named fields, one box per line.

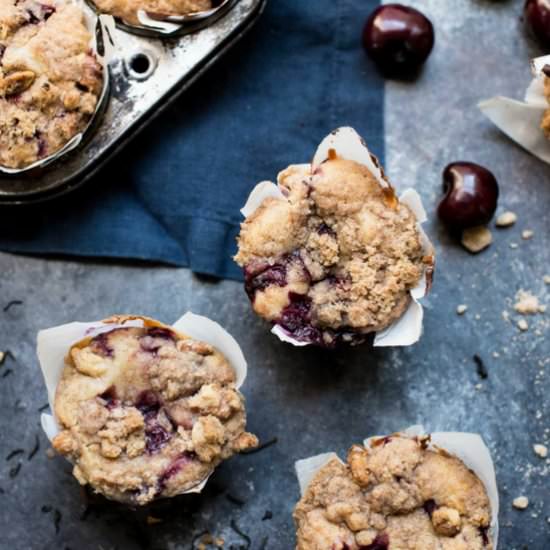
xmin=0 ymin=0 xmax=383 ymax=280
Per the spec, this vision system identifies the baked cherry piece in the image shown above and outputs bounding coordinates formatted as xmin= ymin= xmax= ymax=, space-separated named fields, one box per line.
xmin=362 ymin=4 xmax=434 ymax=76
xmin=438 ymin=162 xmax=499 ymax=230
xmin=525 ymin=0 xmax=550 ymax=47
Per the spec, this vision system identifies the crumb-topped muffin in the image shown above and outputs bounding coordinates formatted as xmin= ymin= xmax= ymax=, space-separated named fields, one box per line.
xmin=294 ymin=435 xmax=493 ymax=550
xmin=52 ymin=316 xmax=257 ymax=505
xmin=0 ymin=0 xmax=103 ymax=169
xmin=235 ymin=156 xmax=430 ymax=347
xmin=90 ymin=0 xmax=212 ymax=26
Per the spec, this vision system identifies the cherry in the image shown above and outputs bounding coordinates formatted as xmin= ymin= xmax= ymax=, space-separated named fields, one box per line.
xmin=362 ymin=4 xmax=434 ymax=76
xmin=525 ymin=0 xmax=550 ymax=47
xmin=437 ymin=162 xmax=499 ymax=230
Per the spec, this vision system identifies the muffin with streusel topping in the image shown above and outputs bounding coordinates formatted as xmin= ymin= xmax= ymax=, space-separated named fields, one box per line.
xmin=235 ymin=137 xmax=433 ymax=347
xmin=52 ymin=315 xmax=257 ymax=505
xmin=90 ymin=0 xmax=212 ymax=26
xmin=294 ymin=434 xmax=493 ymax=550
xmin=0 ymin=0 xmax=103 ymax=169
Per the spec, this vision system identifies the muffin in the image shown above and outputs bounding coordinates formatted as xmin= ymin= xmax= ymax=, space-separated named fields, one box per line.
xmin=0 ymin=0 xmax=104 ymax=170
xmin=235 ymin=128 xmax=433 ymax=347
xmin=50 ymin=315 xmax=257 ymax=505
xmin=294 ymin=434 xmax=494 ymax=550
xmin=90 ymin=0 xmax=212 ymax=26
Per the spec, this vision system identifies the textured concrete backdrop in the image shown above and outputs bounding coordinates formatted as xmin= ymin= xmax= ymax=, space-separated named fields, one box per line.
xmin=0 ymin=0 xmax=548 ymax=548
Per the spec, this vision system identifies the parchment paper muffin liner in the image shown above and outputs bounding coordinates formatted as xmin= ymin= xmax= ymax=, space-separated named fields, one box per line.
xmin=240 ymin=127 xmax=435 ymax=348
xmin=37 ymin=312 xmax=248 ymax=496
xmin=479 ymin=54 xmax=550 ymax=164
xmin=295 ymin=425 xmax=499 ymax=548
xmin=0 ymin=2 xmax=115 ymax=175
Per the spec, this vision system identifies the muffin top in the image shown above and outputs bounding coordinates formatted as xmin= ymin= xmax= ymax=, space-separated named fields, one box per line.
xmin=0 ymin=0 xmax=103 ymax=169
xmin=52 ymin=316 xmax=257 ymax=505
xmin=235 ymin=157 xmax=429 ymax=346
xmin=294 ymin=435 xmax=493 ymax=550
xmin=91 ymin=0 xmax=212 ymax=26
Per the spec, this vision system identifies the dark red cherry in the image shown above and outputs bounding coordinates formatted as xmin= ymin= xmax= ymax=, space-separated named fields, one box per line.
xmin=438 ymin=162 xmax=499 ymax=230
xmin=525 ymin=0 xmax=550 ymax=47
xmin=362 ymin=4 xmax=434 ymax=76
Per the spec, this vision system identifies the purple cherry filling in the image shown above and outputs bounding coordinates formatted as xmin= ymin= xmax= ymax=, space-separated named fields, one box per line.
xmin=363 ymin=534 xmax=389 ymax=550
xmin=479 ymin=526 xmax=490 ymax=546
xmin=99 ymin=386 xmax=118 ymax=409
xmin=90 ymin=332 xmax=114 ymax=357
xmin=140 ymin=326 xmax=176 ymax=354
xmin=156 ymin=452 xmax=195 ymax=493
xmin=244 ymin=262 xmax=287 ymax=300
xmin=25 ymin=3 xmax=55 ymax=24
xmin=135 ymin=391 xmax=173 ymax=454
xmin=277 ymin=293 xmax=323 ymax=345
xmin=423 ymin=499 xmax=436 ymax=518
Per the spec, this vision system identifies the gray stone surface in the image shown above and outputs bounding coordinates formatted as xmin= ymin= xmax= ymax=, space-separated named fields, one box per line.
xmin=0 ymin=1 xmax=549 ymax=549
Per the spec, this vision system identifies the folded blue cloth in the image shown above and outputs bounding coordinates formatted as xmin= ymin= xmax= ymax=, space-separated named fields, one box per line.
xmin=0 ymin=0 xmax=383 ymax=280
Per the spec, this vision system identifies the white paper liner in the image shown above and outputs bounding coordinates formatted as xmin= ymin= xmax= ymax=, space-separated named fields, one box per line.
xmin=36 ymin=312 xmax=248 ymax=496
xmin=479 ymin=54 xmax=550 ymax=163
xmin=0 ymin=4 xmax=115 ymax=175
xmin=134 ymin=0 xmax=232 ymax=35
xmin=295 ymin=426 xmax=499 ymax=549
xmin=239 ymin=127 xmax=434 ymax=348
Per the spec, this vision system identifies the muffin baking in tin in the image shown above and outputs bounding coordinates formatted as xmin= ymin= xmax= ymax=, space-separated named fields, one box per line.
xmin=0 ymin=0 xmax=104 ymax=170
xmin=47 ymin=315 xmax=257 ymax=505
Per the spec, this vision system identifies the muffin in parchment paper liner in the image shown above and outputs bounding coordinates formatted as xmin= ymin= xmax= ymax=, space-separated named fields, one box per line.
xmin=0 ymin=0 xmax=115 ymax=173
xmin=85 ymin=0 xmax=231 ymax=35
xmin=479 ymin=54 xmax=550 ymax=164
xmin=294 ymin=426 xmax=499 ymax=550
xmin=235 ymin=127 xmax=435 ymax=348
xmin=37 ymin=313 xmax=257 ymax=505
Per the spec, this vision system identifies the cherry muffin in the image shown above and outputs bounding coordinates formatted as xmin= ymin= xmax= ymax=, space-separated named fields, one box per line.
xmin=294 ymin=434 xmax=493 ymax=550
xmin=90 ymin=0 xmax=212 ymax=26
xmin=0 ymin=0 xmax=104 ymax=170
xmin=235 ymin=133 xmax=432 ymax=347
xmin=52 ymin=315 xmax=257 ymax=505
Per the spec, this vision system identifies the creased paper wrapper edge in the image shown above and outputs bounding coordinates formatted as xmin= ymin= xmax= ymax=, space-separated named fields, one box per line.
xmin=239 ymin=127 xmax=433 ymax=348
xmin=295 ymin=426 xmax=499 ymax=549
xmin=36 ymin=311 xmax=247 ymax=497
xmin=479 ymin=54 xmax=550 ymax=164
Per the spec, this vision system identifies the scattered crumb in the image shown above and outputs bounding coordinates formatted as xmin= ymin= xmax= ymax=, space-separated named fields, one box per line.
xmin=462 ymin=226 xmax=492 ymax=253
xmin=146 ymin=516 xmax=162 ymax=525
xmin=517 ymin=319 xmax=529 ymax=331
xmin=0 ymin=351 xmax=4 ymax=365
xmin=474 ymin=314 xmax=481 ymax=320
xmin=495 ymin=211 xmax=517 ymax=227
xmin=544 ymin=275 xmax=550 ymax=285
xmin=513 ymin=496 xmax=529 ymax=510
xmin=475 ymin=383 xmax=483 ymax=390
xmin=521 ymin=229 xmax=534 ymax=240
xmin=45 ymin=448 xmax=56 ymax=459
xmin=456 ymin=304 xmax=468 ymax=315
xmin=514 ymin=290 xmax=541 ymax=315
xmin=509 ymin=242 xmax=519 ymax=249
xmin=502 ymin=311 xmax=510 ymax=321
xmin=533 ymin=444 xmax=548 ymax=458
xmin=539 ymin=305 xmax=547 ymax=313
xmin=492 ymin=351 xmax=500 ymax=358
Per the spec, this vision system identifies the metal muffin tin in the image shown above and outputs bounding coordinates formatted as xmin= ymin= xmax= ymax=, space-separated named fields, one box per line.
xmin=0 ymin=0 xmax=266 ymax=205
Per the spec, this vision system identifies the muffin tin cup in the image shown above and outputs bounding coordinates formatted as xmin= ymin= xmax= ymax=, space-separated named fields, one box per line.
xmin=36 ymin=312 xmax=248 ymax=496
xmin=0 ymin=8 xmax=116 ymax=176
xmin=480 ymin=54 xmax=550 ymax=164
xmin=295 ymin=425 xmax=500 ymax=549
xmin=240 ymin=127 xmax=435 ymax=348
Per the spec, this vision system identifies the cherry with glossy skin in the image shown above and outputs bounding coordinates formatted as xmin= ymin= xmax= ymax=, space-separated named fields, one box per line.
xmin=438 ymin=162 xmax=499 ymax=230
xmin=362 ymin=4 xmax=434 ymax=76
xmin=525 ymin=0 xmax=550 ymax=48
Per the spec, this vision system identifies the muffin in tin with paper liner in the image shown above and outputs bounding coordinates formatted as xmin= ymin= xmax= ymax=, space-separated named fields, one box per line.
xmin=294 ymin=431 xmax=497 ymax=550
xmin=0 ymin=0 xmax=105 ymax=170
xmin=39 ymin=314 xmax=257 ymax=505
xmin=234 ymin=128 xmax=434 ymax=348
xmin=89 ymin=0 xmax=212 ymax=26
